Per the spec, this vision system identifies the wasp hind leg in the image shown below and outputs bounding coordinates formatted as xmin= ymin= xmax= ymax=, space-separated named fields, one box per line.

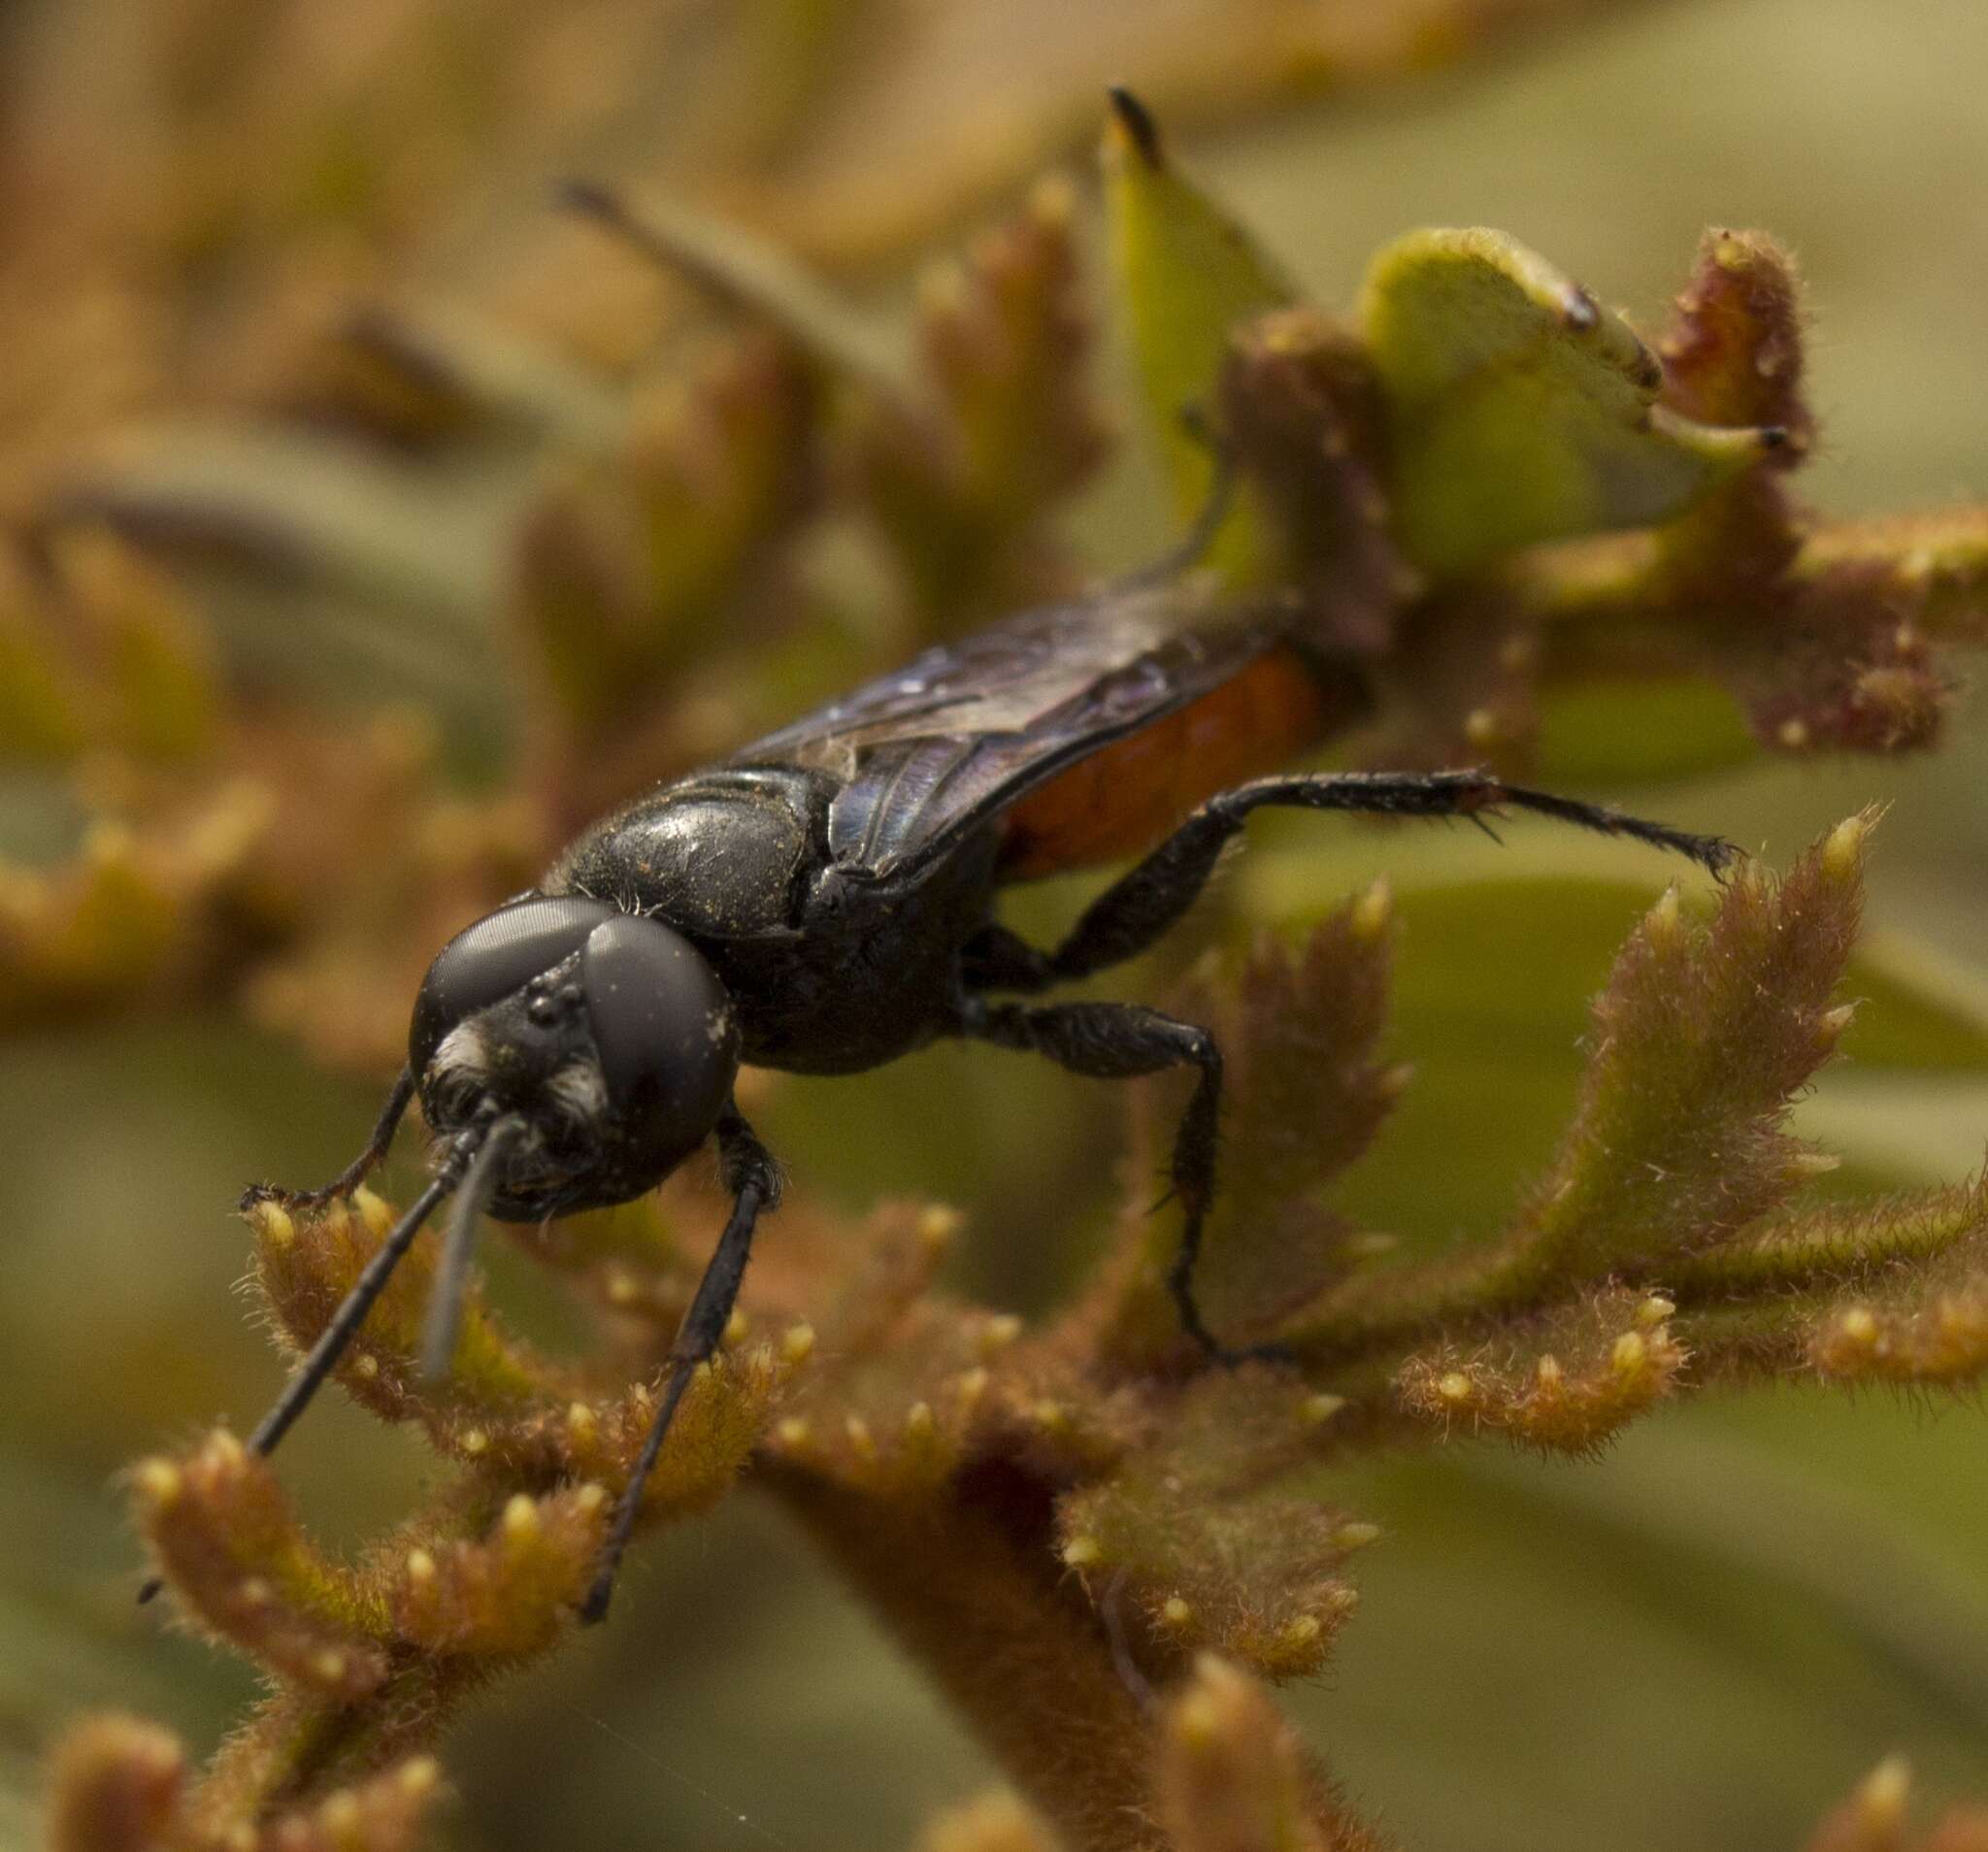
xmin=957 ymin=996 xmax=1277 ymax=1367
xmin=965 ymin=769 xmax=1735 ymax=996
xmin=953 ymin=772 xmax=1731 ymax=1361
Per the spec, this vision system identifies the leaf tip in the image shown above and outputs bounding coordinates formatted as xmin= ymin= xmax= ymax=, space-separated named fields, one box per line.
xmin=1298 ymin=1391 xmax=1346 ymax=1427
xmin=1822 ymin=809 xmax=1879 ymax=883
xmin=131 ymin=1457 xmax=182 ymax=1511
xmin=1104 ymin=86 xmax=1164 ymax=168
xmin=246 ymin=1197 xmax=295 ymax=1248
xmin=45 ymin=1714 xmax=185 ymax=1852
xmin=1857 ymin=1754 xmax=1913 ymax=1835
xmin=1348 ymin=877 xmax=1392 ymax=943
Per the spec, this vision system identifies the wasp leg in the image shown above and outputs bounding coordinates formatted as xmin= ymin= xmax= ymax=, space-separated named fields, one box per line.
xmin=958 ymin=997 xmax=1275 ymax=1366
xmin=970 ymin=770 xmax=1735 ymax=994
xmin=580 ymin=1105 xmax=779 ymax=1625
xmin=240 ymin=1066 xmax=417 ymax=1211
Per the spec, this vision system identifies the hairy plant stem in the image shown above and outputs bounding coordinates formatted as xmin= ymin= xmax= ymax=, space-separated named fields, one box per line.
xmin=776 ymin=1455 xmax=1173 ymax=1852
xmin=770 ymin=1454 xmax=1367 ymax=1852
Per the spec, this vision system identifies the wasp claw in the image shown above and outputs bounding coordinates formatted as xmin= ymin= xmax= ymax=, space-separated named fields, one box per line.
xmin=579 ymin=1574 xmax=613 ymax=1627
xmin=238 ymin=1178 xmax=347 ymax=1214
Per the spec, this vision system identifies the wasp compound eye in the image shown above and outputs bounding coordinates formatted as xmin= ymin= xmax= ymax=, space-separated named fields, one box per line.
xmin=580 ymin=915 xmax=740 ymax=1175
xmin=409 ymin=895 xmax=619 ymax=1074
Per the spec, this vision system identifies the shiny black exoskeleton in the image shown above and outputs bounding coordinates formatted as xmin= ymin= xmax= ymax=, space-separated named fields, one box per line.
xmin=410 ymin=895 xmax=739 ymax=1219
xmin=546 ymin=767 xmax=1005 ymax=1075
xmin=226 ymin=695 xmax=1730 ymax=1625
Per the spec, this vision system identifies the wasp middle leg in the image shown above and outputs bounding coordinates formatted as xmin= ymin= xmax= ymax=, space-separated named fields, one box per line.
xmin=241 ymin=1065 xmax=417 ymax=1212
xmin=957 ymin=997 xmax=1275 ymax=1364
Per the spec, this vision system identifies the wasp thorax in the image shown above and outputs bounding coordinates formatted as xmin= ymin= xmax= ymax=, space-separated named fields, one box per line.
xmin=410 ymin=896 xmax=740 ymax=1217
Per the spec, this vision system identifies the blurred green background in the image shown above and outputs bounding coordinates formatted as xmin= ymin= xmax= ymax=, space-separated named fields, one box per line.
xmin=6 ymin=2 xmax=1988 ymax=1848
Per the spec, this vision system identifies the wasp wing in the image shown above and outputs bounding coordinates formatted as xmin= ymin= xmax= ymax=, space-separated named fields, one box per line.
xmin=730 ymin=581 xmax=1292 ymax=880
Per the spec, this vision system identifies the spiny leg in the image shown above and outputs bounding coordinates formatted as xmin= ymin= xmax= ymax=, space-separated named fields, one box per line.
xmin=958 ymin=997 xmax=1265 ymax=1364
xmin=965 ymin=769 xmax=1735 ymax=994
xmin=240 ymin=1065 xmax=417 ymax=1211
xmin=580 ymin=1104 xmax=779 ymax=1625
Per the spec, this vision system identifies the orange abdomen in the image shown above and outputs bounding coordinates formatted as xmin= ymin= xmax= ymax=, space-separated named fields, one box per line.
xmin=998 ymin=644 xmax=1327 ymax=880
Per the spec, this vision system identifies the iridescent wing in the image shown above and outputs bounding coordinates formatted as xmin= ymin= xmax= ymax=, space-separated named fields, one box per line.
xmin=730 ymin=580 xmax=1292 ymax=880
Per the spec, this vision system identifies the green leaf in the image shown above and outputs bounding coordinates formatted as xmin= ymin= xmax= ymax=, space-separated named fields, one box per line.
xmin=1534 ymin=674 xmax=1756 ymax=785
xmin=1234 ymin=835 xmax=1988 ymax=1257
xmin=1840 ymin=928 xmax=1988 ymax=1068
xmin=1239 ymin=845 xmax=1738 ymax=1253
xmin=58 ymin=424 xmax=506 ymax=617
xmin=1358 ymin=229 xmax=1772 ymax=577
xmin=307 ymin=301 xmax=625 ymax=449
xmin=1664 ymin=1174 xmax=1988 ymax=1301
xmin=1299 ymin=1420 xmax=1988 ymax=1852
xmin=1798 ymin=1078 xmax=1988 ymax=1185
xmin=1102 ymin=89 xmax=1296 ymax=581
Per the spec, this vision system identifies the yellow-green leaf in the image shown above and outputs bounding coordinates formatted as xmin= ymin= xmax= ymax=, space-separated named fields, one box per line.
xmin=1236 ymin=840 xmax=1988 ymax=1251
xmin=1359 ymin=228 xmax=1772 ymax=577
xmin=1102 ymin=88 xmax=1296 ymax=582
xmin=1533 ymin=675 xmax=1757 ymax=785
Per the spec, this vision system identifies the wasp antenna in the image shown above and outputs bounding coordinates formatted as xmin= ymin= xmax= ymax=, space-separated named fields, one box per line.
xmin=240 ymin=1066 xmax=416 ymax=1213
xmin=246 ymin=1128 xmax=483 ymax=1458
xmin=419 ymin=1116 xmax=524 ymax=1382
xmin=1106 ymin=85 xmax=1164 ymax=167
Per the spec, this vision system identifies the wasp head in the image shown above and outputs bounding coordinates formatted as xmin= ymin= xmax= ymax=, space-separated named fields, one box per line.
xmin=409 ymin=896 xmax=738 ymax=1218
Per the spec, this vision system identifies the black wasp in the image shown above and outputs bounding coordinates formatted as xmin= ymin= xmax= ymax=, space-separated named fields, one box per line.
xmin=213 ymin=220 xmax=1736 ymax=1632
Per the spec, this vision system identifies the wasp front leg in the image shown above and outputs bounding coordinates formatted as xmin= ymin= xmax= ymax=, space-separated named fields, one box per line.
xmin=581 ymin=1103 xmax=780 ymax=1623
xmin=240 ymin=1066 xmax=417 ymax=1211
